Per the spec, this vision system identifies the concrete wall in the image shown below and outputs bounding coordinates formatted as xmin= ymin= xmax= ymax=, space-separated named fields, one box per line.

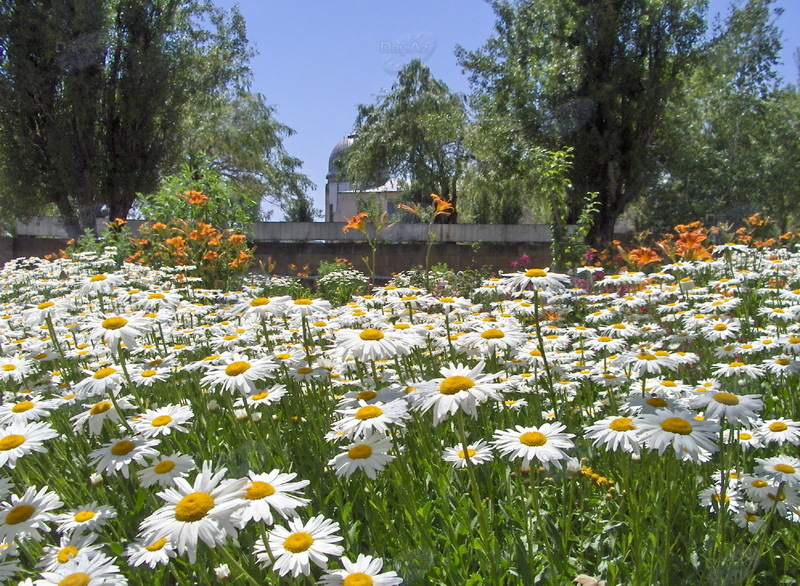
xmin=6 ymin=219 xmax=555 ymax=275
xmin=253 ymin=241 xmax=550 ymax=276
xmin=16 ymin=218 xmax=554 ymax=244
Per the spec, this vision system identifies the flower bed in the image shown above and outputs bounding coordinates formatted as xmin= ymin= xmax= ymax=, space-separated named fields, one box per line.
xmin=0 ymin=242 xmax=798 ymax=584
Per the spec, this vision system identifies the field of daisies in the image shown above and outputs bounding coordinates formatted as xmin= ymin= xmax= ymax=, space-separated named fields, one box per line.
xmin=0 ymin=244 xmax=799 ymax=585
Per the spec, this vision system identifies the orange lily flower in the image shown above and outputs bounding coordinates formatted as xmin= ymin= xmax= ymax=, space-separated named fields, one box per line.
xmin=343 ymin=212 xmax=368 ymax=233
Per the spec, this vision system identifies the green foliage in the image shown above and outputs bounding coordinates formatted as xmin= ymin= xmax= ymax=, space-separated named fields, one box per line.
xmin=641 ymin=0 xmax=799 ymax=233
xmin=457 ymin=0 xmax=709 ymax=244
xmin=62 ymin=219 xmax=135 ymax=268
xmin=342 ymin=59 xmax=468 ymax=218
xmin=181 ymin=91 xmax=317 ymax=222
xmin=136 ymin=156 xmax=257 ymax=234
xmin=316 ymin=268 xmax=370 ymax=306
xmin=0 ymin=0 xmax=311 ymax=238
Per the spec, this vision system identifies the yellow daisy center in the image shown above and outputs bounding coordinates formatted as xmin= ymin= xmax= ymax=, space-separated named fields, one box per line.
xmin=519 ymin=431 xmax=547 ymax=446
xmin=769 ymin=422 xmax=788 ymax=432
xmin=457 ymin=448 xmax=477 ymax=459
xmin=151 ymin=415 xmax=173 ymax=427
xmin=348 ymin=444 xmax=373 ymax=459
xmin=296 ymin=367 xmax=314 ymax=375
xmin=89 ymin=274 xmax=107 ymax=282
xmin=524 ymin=269 xmax=547 ymax=278
xmin=101 ymin=317 xmax=128 ymax=330
xmin=393 ymin=323 xmax=411 ymax=330
xmin=245 ymin=481 xmax=276 ymax=500
xmin=11 ymin=401 xmax=34 ymax=413
xmin=174 ymin=492 xmax=214 ymax=522
xmin=58 ymin=572 xmax=91 ymax=586
xmin=37 ymin=301 xmax=55 ymax=310
xmin=148 ymin=293 xmax=165 ymax=299
xmin=145 ymin=537 xmax=168 ymax=551
xmin=284 ymin=531 xmax=314 ymax=553
xmin=294 ymin=298 xmax=313 ymax=305
xmin=774 ymin=463 xmax=796 ymax=474
xmin=90 ymin=401 xmax=112 ymax=415
xmin=343 ymin=573 xmax=374 ymax=586
xmin=481 ymin=328 xmax=505 ymax=339
xmin=74 ymin=510 xmax=95 ymax=523
xmin=57 ymin=545 xmax=79 ymax=564
xmin=636 ymin=353 xmax=657 ymax=361
xmin=713 ymin=323 xmax=728 ymax=331
xmin=356 ymin=390 xmax=377 ymax=401
xmin=5 ymin=504 xmax=35 ymax=525
xmin=752 ymin=479 xmax=768 ymax=488
xmin=250 ymin=297 xmax=270 ymax=306
xmin=713 ymin=392 xmax=740 ymax=406
xmin=0 ymin=435 xmax=25 ymax=450
xmin=141 ymin=370 xmax=157 ymax=378
xmin=251 ymin=392 xmax=270 ymax=401
xmin=354 ymin=406 xmax=382 ymax=420
xmin=360 ymin=329 xmax=385 ymax=341
xmin=646 ymin=397 xmax=668 ymax=408
xmin=739 ymin=432 xmax=752 ymax=440
xmin=225 ymin=361 xmax=251 ymax=376
xmin=439 ymin=376 xmax=475 ymax=395
xmin=93 ymin=367 xmax=116 ymax=380
xmin=729 ymin=361 xmax=745 ymax=368
xmin=154 ymin=460 xmax=176 ymax=474
xmin=660 ymin=417 xmax=692 ymax=435
xmin=776 ymin=358 xmax=791 ymax=366
xmin=111 ymin=440 xmax=135 ymax=456
xmin=1 ymin=365 xmax=15 ymax=371
xmin=609 ymin=417 xmax=635 ymax=432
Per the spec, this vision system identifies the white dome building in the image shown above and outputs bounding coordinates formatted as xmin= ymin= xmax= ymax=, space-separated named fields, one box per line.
xmin=325 ymin=134 xmax=403 ymax=222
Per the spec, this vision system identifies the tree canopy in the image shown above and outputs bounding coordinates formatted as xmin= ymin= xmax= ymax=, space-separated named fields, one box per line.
xmin=457 ymin=0 xmax=709 ymax=243
xmin=341 ymin=59 xmax=467 ymax=222
xmin=0 ymin=0 xmax=312 ymax=237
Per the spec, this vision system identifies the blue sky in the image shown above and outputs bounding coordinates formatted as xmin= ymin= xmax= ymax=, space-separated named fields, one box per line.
xmin=214 ymin=0 xmax=799 ymax=219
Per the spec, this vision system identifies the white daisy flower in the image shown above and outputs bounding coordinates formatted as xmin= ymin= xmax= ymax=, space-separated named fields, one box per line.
xmin=756 ymin=418 xmax=800 ymax=446
xmin=635 ymin=408 xmax=720 ymax=462
xmin=88 ymin=437 xmax=160 ymax=479
xmin=0 ymin=395 xmax=58 ymax=426
xmin=39 ymin=532 xmax=102 ymax=572
xmin=125 ymin=535 xmax=176 ymax=569
xmin=692 ymin=391 xmax=763 ymax=426
xmin=500 ymin=268 xmax=570 ymax=292
xmin=0 ymin=421 xmax=59 ymax=469
xmin=491 ymin=422 xmax=575 ymax=470
xmin=332 ymin=399 xmax=410 ymax=439
xmin=318 ymin=553 xmax=403 ymax=585
xmin=234 ymin=469 xmax=310 ymax=528
xmin=132 ymin=404 xmax=193 ymax=438
xmin=754 ymin=456 xmax=800 ymax=488
xmin=138 ymin=461 xmax=247 ymax=564
xmin=33 ymin=552 xmax=127 ymax=585
xmin=328 ymin=432 xmax=396 ymax=479
xmin=54 ymin=502 xmax=117 ymax=535
xmin=584 ymin=415 xmax=643 ymax=455
xmin=410 ymin=361 xmax=503 ymax=426
xmin=70 ymin=397 xmax=136 ymax=436
xmin=200 ymin=353 xmax=276 ymax=395
xmin=442 ymin=439 xmax=494 ymax=469
xmin=254 ymin=514 xmax=344 ymax=577
xmin=0 ymin=485 xmax=63 ymax=543
xmin=137 ymin=453 xmax=196 ymax=488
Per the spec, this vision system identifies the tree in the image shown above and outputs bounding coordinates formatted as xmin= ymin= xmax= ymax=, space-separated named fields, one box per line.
xmin=641 ymin=0 xmax=799 ymax=232
xmin=457 ymin=0 xmax=708 ymax=244
xmin=0 ymin=1 xmax=311 ymax=238
xmin=342 ymin=59 xmax=468 ymax=222
xmin=180 ymin=88 xmax=317 ymax=222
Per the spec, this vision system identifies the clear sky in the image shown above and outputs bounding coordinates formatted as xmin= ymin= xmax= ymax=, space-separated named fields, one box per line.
xmin=214 ymin=0 xmax=800 ymax=219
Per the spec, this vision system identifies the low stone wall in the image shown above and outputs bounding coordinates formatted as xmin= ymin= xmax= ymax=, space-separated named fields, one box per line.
xmin=1 ymin=236 xmax=551 ymax=276
xmin=253 ymin=241 xmax=551 ymax=276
